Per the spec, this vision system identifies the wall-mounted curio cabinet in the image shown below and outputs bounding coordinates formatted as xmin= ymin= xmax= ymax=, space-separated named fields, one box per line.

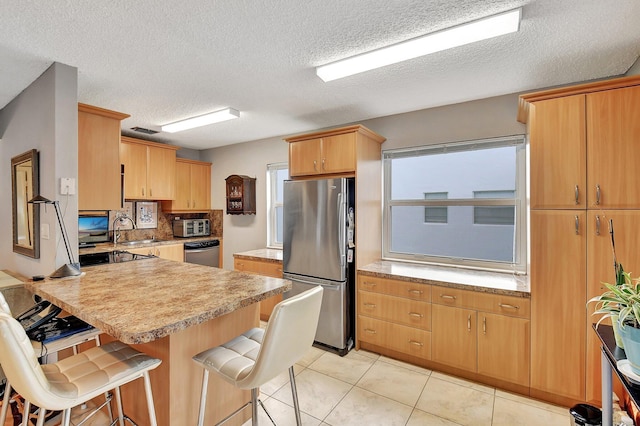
xmin=225 ymin=175 xmax=256 ymax=215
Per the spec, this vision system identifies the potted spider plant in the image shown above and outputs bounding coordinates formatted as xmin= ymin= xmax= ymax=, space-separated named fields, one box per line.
xmin=589 ymin=272 xmax=640 ymax=374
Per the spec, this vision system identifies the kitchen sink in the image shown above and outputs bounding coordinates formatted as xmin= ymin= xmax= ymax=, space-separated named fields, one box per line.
xmin=119 ymin=239 xmax=161 ymax=246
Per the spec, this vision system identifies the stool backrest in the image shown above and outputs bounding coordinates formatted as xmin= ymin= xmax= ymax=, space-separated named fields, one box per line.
xmin=0 ymin=312 xmax=73 ymax=408
xmin=238 ymin=286 xmax=323 ymax=389
xmin=0 ymin=292 xmax=12 ymax=315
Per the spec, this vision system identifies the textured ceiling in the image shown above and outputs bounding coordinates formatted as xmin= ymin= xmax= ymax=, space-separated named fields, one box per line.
xmin=0 ymin=0 xmax=639 ymax=149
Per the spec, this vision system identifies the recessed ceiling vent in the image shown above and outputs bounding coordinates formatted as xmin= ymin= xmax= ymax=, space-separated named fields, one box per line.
xmin=130 ymin=126 xmax=159 ymax=135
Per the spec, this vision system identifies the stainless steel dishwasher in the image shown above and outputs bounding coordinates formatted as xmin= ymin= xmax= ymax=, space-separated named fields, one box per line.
xmin=183 ymin=239 xmax=220 ymax=267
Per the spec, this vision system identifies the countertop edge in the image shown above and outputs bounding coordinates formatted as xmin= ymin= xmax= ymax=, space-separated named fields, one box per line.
xmin=358 ymin=262 xmax=530 ymax=298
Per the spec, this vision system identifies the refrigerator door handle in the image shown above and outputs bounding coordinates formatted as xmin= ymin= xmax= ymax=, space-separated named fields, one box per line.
xmin=338 ymin=191 xmax=346 ymax=268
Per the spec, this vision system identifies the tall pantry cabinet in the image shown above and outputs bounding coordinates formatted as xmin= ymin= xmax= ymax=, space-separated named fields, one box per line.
xmin=521 ymin=75 xmax=640 ymax=407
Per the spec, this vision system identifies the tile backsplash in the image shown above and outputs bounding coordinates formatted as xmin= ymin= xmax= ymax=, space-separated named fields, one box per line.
xmin=114 ymin=205 xmax=223 ymax=242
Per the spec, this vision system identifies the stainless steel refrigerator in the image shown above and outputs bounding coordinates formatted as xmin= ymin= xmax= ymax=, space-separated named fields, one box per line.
xmin=283 ymin=177 xmax=355 ymax=355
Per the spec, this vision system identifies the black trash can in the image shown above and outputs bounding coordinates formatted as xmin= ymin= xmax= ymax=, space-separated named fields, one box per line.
xmin=569 ymin=404 xmax=602 ymax=426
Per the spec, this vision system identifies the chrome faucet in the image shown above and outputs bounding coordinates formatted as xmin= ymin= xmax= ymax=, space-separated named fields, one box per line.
xmin=112 ymin=214 xmax=136 ymax=246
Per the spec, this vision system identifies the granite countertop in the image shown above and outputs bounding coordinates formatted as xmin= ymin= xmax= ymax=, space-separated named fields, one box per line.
xmin=233 ymin=248 xmax=283 ymax=263
xmin=359 ymin=260 xmax=530 ymax=297
xmin=79 ymin=236 xmax=222 ymax=255
xmin=24 ymin=257 xmax=290 ymax=344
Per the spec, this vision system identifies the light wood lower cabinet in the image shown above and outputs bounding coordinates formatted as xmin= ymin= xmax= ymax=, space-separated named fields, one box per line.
xmin=127 ymin=244 xmax=184 ymax=262
xmin=357 ymin=273 xmax=530 ymax=388
xmin=234 ymin=257 xmax=283 ymax=321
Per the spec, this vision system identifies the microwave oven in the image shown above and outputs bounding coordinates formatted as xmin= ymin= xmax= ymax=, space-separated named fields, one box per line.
xmin=173 ymin=219 xmax=210 ymax=238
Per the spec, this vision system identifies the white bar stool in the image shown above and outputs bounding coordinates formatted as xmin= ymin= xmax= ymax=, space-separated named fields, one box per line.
xmin=193 ymin=286 xmax=323 ymax=426
xmin=0 ymin=312 xmax=161 ymax=426
xmin=0 ymin=293 xmax=102 ymax=425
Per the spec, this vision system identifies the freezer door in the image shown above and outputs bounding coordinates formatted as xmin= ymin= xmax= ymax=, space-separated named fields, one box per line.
xmin=284 ymin=276 xmax=348 ymax=350
xmin=283 ymin=178 xmax=347 ymax=281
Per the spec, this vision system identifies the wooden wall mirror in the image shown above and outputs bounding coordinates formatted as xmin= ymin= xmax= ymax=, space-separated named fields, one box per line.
xmin=11 ymin=149 xmax=40 ymax=258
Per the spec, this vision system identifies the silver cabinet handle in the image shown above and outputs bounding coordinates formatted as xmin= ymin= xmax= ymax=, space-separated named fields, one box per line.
xmin=313 ymin=160 xmax=317 ymax=171
xmin=408 ymin=312 xmax=423 ymax=318
xmin=142 ymin=187 xmax=145 ymax=196
xmin=596 ymin=184 xmax=601 ymax=205
xmin=483 ymin=316 xmax=486 ymax=335
xmin=322 ymin=158 xmax=326 ymax=170
xmin=408 ymin=289 xmax=423 ymax=295
xmin=361 ymin=281 xmax=377 ymax=288
xmin=363 ymin=303 xmax=376 ymax=308
xmin=150 ymin=188 xmax=153 ymax=197
xmin=408 ymin=340 xmax=424 ymax=347
xmin=575 ymin=215 xmax=579 ymax=235
xmin=440 ymin=294 xmax=456 ymax=300
xmin=364 ymin=328 xmax=377 ymax=334
xmin=498 ymin=303 xmax=520 ymax=310
xmin=575 ymin=185 xmax=579 ymax=205
xmin=596 ymin=215 xmax=601 ymax=236
xmin=467 ymin=314 xmax=471 ymax=332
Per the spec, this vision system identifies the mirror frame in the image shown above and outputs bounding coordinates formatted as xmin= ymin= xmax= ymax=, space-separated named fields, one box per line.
xmin=11 ymin=149 xmax=40 ymax=258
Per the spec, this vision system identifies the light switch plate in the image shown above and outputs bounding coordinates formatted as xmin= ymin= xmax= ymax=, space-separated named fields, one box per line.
xmin=41 ymin=223 xmax=50 ymax=240
xmin=60 ymin=177 xmax=76 ymax=195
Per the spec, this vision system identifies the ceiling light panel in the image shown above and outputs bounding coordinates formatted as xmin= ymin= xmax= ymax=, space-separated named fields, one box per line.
xmin=316 ymin=8 xmax=522 ymax=82
xmin=162 ymin=107 xmax=240 ymax=133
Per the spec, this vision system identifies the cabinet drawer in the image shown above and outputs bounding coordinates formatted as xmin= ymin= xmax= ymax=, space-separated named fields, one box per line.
xmin=358 ymin=275 xmax=431 ymax=302
xmin=432 ymin=286 xmax=476 ymax=308
xmin=358 ymin=291 xmax=431 ymax=331
xmin=234 ymin=258 xmax=283 ymax=278
xmin=358 ymin=316 xmax=431 ymax=360
xmin=474 ymin=292 xmax=530 ymax=319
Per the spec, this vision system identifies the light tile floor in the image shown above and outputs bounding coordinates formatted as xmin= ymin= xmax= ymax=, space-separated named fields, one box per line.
xmin=244 ymin=345 xmax=570 ymax=426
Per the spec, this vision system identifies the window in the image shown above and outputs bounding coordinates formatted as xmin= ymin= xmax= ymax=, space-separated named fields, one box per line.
xmin=266 ymin=163 xmax=288 ymax=248
xmin=473 ymin=190 xmax=516 ymax=225
xmin=383 ymin=135 xmax=526 ymax=272
xmin=424 ymin=192 xmax=448 ymax=223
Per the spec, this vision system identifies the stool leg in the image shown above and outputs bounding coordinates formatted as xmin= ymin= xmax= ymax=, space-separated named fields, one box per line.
xmin=62 ymin=408 xmax=72 ymax=426
xmin=21 ymin=401 xmax=31 ymax=426
xmin=0 ymin=381 xmax=11 ymax=425
xmin=35 ymin=408 xmax=45 ymax=426
xmin=289 ymin=366 xmax=302 ymax=426
xmin=143 ymin=371 xmax=158 ymax=426
xmin=197 ymin=369 xmax=209 ymax=426
xmin=115 ymin=386 xmax=125 ymax=426
xmin=251 ymin=388 xmax=258 ymax=426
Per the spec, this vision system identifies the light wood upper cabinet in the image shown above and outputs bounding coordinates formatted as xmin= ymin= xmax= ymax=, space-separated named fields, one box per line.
xmin=529 ymin=95 xmax=586 ymax=209
xmin=120 ymin=136 xmax=179 ymax=200
xmin=162 ymin=159 xmax=211 ymax=212
xmin=78 ymin=104 xmax=129 ymax=210
xmin=587 ymin=85 xmax=640 ymax=208
xmin=530 ymin=210 xmax=587 ymax=402
xmin=285 ymin=125 xmax=382 ymax=178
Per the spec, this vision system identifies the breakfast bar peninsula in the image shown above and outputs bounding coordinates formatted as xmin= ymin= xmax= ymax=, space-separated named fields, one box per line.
xmin=25 ymin=257 xmax=291 ymax=426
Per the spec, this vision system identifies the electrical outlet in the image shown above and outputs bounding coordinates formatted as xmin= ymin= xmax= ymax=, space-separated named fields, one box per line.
xmin=60 ymin=177 xmax=76 ymax=195
xmin=41 ymin=223 xmax=50 ymax=240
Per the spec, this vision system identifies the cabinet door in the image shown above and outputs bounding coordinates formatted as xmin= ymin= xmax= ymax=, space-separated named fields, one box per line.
xmin=321 ymin=133 xmax=356 ymax=174
xmin=147 ymin=146 xmax=176 ymax=200
xmin=156 ymin=244 xmax=184 ymax=262
xmin=431 ymin=304 xmax=477 ymax=371
xmin=190 ymin=163 xmax=211 ymax=211
xmin=78 ymin=110 xmax=122 ymax=210
xmin=587 ymin=86 xmax=640 ymax=208
xmin=529 ymin=95 xmax=586 ymax=209
xmin=478 ymin=313 xmax=530 ymax=386
xmin=289 ymin=139 xmax=321 ymax=177
xmin=585 ymin=210 xmax=640 ymax=403
xmin=234 ymin=258 xmax=283 ymax=321
xmin=173 ymin=161 xmax=191 ymax=210
xmin=530 ymin=210 xmax=586 ymax=401
xmin=120 ymin=141 xmax=148 ymax=199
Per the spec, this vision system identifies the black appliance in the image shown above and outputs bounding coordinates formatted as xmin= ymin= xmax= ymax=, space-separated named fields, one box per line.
xmin=79 ymin=250 xmax=155 ymax=267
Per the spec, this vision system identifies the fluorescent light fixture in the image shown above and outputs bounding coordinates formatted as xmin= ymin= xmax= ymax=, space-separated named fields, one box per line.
xmin=162 ymin=107 xmax=240 ymax=133
xmin=316 ymin=8 xmax=521 ymax=82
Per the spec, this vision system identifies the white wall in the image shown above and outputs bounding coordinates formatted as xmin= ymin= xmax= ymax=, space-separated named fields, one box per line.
xmin=0 ymin=62 xmax=78 ymax=277
xmin=204 ymin=93 xmax=525 ymax=269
